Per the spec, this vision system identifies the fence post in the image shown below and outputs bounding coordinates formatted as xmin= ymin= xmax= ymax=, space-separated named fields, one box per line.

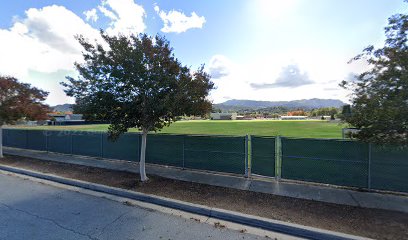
xmin=70 ymin=132 xmax=74 ymax=155
xmin=25 ymin=130 xmax=28 ymax=149
xmin=275 ymin=136 xmax=282 ymax=181
xmin=100 ymin=132 xmax=104 ymax=158
xmin=244 ymin=134 xmax=251 ymax=178
xmin=0 ymin=128 xmax=3 ymax=157
xmin=249 ymin=134 xmax=252 ymax=178
xmin=368 ymin=143 xmax=372 ymax=189
xmin=45 ymin=131 xmax=48 ymax=152
xmin=182 ymin=135 xmax=185 ymax=169
xmin=1 ymin=128 xmax=4 ymax=148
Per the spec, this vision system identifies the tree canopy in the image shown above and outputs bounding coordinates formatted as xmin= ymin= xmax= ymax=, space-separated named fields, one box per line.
xmin=287 ymin=110 xmax=307 ymax=116
xmin=63 ymin=32 xmax=214 ymax=138
xmin=0 ymin=76 xmax=49 ymax=158
xmin=341 ymin=9 xmax=408 ymax=145
xmin=0 ymin=76 xmax=49 ymax=125
xmin=62 ymin=31 xmax=214 ymax=181
xmin=309 ymin=107 xmax=339 ymax=117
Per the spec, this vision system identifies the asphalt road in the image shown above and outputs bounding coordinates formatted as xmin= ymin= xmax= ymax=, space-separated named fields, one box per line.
xmin=0 ymin=173 xmax=268 ymax=240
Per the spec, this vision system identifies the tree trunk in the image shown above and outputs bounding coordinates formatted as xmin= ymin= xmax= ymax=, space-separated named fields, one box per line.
xmin=139 ymin=128 xmax=149 ymax=182
xmin=0 ymin=125 xmax=3 ymax=158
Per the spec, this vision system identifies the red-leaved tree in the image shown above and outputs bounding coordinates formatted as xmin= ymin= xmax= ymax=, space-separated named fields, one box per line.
xmin=0 ymin=76 xmax=50 ymax=157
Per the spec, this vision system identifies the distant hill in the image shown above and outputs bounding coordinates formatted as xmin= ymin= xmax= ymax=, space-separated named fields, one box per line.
xmin=214 ymin=98 xmax=346 ymax=111
xmin=51 ymin=104 xmax=74 ymax=113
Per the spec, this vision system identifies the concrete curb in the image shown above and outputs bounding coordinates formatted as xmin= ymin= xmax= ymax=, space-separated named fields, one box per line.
xmin=0 ymin=164 xmax=365 ymax=240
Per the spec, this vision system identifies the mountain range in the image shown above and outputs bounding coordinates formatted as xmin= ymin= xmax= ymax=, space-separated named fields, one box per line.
xmin=51 ymin=98 xmax=345 ymax=113
xmin=51 ymin=104 xmax=74 ymax=113
xmin=214 ymin=98 xmax=346 ymax=111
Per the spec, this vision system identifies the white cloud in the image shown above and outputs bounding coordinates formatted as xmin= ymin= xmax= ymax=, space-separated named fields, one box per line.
xmin=208 ymin=55 xmax=232 ymax=79
xmin=98 ymin=6 xmax=118 ymax=21
xmin=0 ymin=5 xmax=101 ymax=76
xmin=207 ymin=53 xmax=355 ymax=104
xmin=22 ymin=6 xmax=100 ymax=54
xmin=0 ymin=5 xmax=102 ymax=105
xmin=250 ymin=64 xmax=314 ymax=89
xmin=154 ymin=5 xmax=205 ymax=33
xmin=26 ymin=70 xmax=76 ymax=105
xmin=0 ymin=1 xmax=148 ymax=105
xmin=83 ymin=8 xmax=98 ymax=22
xmin=98 ymin=0 xmax=146 ymax=35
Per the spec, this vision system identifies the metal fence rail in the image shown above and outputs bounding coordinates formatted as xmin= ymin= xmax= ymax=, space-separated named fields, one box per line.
xmin=2 ymin=128 xmax=407 ymax=193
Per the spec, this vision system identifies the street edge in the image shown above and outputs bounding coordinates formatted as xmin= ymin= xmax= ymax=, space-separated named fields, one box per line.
xmin=0 ymin=164 xmax=368 ymax=240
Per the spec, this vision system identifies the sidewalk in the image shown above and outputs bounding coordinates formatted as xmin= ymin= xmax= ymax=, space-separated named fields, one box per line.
xmin=4 ymin=147 xmax=408 ymax=213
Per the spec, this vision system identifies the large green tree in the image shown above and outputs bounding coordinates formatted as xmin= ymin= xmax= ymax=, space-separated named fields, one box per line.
xmin=0 ymin=76 xmax=50 ymax=157
xmin=62 ymin=32 xmax=214 ymax=181
xmin=341 ymin=8 xmax=408 ymax=145
xmin=309 ymin=107 xmax=339 ymax=118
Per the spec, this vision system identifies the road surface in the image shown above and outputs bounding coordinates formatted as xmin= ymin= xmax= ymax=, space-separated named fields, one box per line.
xmin=0 ymin=172 xmax=269 ymax=240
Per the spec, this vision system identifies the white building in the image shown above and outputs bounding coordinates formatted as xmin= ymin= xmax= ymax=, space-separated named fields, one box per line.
xmin=48 ymin=114 xmax=84 ymax=125
xmin=210 ymin=113 xmax=237 ymax=120
xmin=48 ymin=114 xmax=83 ymax=122
xmin=279 ymin=116 xmax=308 ymax=120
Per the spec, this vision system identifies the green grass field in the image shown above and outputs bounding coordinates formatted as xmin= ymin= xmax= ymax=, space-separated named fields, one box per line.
xmin=7 ymin=120 xmax=347 ymax=139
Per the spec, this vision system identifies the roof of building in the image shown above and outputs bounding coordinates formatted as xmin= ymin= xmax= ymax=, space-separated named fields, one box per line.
xmin=66 ymin=114 xmax=83 ymax=120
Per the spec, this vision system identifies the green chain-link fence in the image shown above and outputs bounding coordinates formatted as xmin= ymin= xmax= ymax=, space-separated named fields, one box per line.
xmin=47 ymin=130 xmax=72 ymax=154
xmin=2 ymin=128 xmax=407 ymax=192
xmin=3 ymin=129 xmax=27 ymax=149
xmin=251 ymin=136 xmax=276 ymax=177
xmin=27 ymin=130 xmax=47 ymax=151
xmin=183 ymin=135 xmax=245 ymax=174
xmin=280 ymin=137 xmax=369 ymax=188
xmin=102 ymin=133 xmax=140 ymax=161
xmin=146 ymin=134 xmax=184 ymax=167
xmin=71 ymin=131 xmax=102 ymax=158
xmin=2 ymin=129 xmax=246 ymax=175
xmin=371 ymin=145 xmax=408 ymax=192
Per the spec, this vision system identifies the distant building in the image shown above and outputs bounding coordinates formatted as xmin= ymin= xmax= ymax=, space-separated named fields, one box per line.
xmin=48 ymin=114 xmax=84 ymax=125
xmin=279 ymin=116 xmax=308 ymax=120
xmin=64 ymin=114 xmax=84 ymax=121
xmin=48 ymin=114 xmax=65 ymax=122
xmin=210 ymin=113 xmax=237 ymax=120
xmin=321 ymin=115 xmax=332 ymax=120
xmin=235 ymin=115 xmax=245 ymax=120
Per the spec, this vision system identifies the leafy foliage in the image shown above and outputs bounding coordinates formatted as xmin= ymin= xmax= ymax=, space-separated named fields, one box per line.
xmin=309 ymin=107 xmax=339 ymax=117
xmin=341 ymin=11 xmax=408 ymax=145
xmin=287 ymin=110 xmax=307 ymax=116
xmin=0 ymin=76 xmax=49 ymax=125
xmin=62 ymin=32 xmax=214 ymax=139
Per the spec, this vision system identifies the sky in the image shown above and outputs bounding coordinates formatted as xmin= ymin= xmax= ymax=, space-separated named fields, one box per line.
xmin=0 ymin=0 xmax=406 ymax=106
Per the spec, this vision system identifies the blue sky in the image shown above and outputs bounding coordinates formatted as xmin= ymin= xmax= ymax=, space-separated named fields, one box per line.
xmin=0 ymin=0 xmax=406 ymax=105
